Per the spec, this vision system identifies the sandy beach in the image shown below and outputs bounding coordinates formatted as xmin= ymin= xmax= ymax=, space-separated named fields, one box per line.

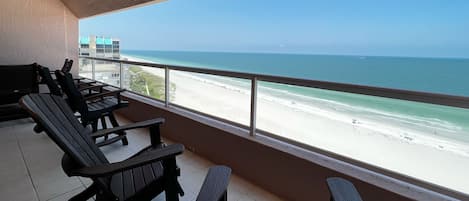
xmin=121 ymin=54 xmax=469 ymax=195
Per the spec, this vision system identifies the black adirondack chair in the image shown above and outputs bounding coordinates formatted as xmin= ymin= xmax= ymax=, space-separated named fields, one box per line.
xmin=38 ymin=65 xmax=63 ymax=96
xmin=55 ymin=70 xmax=130 ymax=146
xmin=48 ymin=60 xmax=97 ymax=87
xmin=62 ymin=59 xmax=73 ymax=73
xmin=326 ymin=177 xmax=363 ymax=201
xmin=20 ymin=94 xmax=232 ymax=201
xmin=38 ymin=65 xmax=103 ymax=97
xmin=51 ymin=59 xmax=72 ymax=73
xmin=36 ymin=66 xmax=118 ymax=139
xmin=49 ymin=59 xmax=70 ymax=75
xmin=50 ymin=59 xmax=95 ymax=86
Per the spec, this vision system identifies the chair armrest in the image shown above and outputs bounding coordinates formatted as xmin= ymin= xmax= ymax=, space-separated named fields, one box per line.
xmin=84 ymin=89 xmax=125 ymax=101
xmin=196 ymin=166 xmax=232 ymax=201
xmin=69 ymin=144 xmax=184 ymax=177
xmin=326 ymin=177 xmax=363 ymax=201
xmin=78 ymin=85 xmax=104 ymax=92
xmin=90 ymin=118 xmax=165 ymax=138
xmin=76 ymin=81 xmax=98 ymax=87
xmin=76 ymin=78 xmax=97 ymax=83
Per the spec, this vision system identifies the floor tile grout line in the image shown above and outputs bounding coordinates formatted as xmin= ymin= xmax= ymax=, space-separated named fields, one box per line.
xmin=44 ymin=185 xmax=85 ymax=201
xmin=77 ymin=176 xmax=97 ymax=200
xmin=4 ymin=118 xmax=283 ymax=201
xmin=78 ymin=177 xmax=88 ymax=188
xmin=15 ymin=132 xmax=41 ymax=201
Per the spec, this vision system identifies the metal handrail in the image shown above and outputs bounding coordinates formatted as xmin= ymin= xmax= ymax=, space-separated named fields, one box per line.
xmin=80 ymin=55 xmax=468 ymax=200
xmin=80 ymin=55 xmax=469 ymax=109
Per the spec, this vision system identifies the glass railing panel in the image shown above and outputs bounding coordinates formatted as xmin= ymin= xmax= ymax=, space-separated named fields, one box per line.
xmin=256 ymin=81 xmax=469 ymax=193
xmin=169 ymin=70 xmax=251 ymax=126
xmin=122 ymin=64 xmax=166 ymax=101
xmin=78 ymin=58 xmax=93 ymax=79
xmin=120 ymin=51 xmax=469 ymax=97
xmin=94 ymin=61 xmax=121 ymax=87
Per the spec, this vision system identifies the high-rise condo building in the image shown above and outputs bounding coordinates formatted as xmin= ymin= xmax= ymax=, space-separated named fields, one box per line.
xmin=79 ymin=36 xmax=126 ymax=87
xmin=79 ymin=36 xmax=120 ymax=59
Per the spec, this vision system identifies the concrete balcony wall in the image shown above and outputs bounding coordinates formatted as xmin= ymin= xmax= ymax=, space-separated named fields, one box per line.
xmin=0 ymin=0 xmax=78 ymax=74
xmin=117 ymin=95 xmax=411 ymax=201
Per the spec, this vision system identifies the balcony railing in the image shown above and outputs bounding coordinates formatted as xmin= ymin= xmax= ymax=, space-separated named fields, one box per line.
xmin=79 ymin=55 xmax=469 ymax=200
xmin=79 ymin=56 xmax=469 ymax=122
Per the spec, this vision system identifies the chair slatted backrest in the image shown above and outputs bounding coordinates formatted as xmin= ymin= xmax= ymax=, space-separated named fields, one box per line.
xmin=61 ymin=59 xmax=73 ymax=73
xmin=61 ymin=59 xmax=69 ymax=72
xmin=20 ymin=94 xmax=109 ymax=168
xmin=55 ymin=70 xmax=88 ymax=114
xmin=38 ymin=66 xmax=62 ymax=96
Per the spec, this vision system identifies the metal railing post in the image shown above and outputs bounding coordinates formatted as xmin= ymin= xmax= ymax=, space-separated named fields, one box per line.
xmin=250 ymin=77 xmax=258 ymax=136
xmin=165 ymin=66 xmax=170 ymax=107
xmin=119 ymin=62 xmax=123 ymax=88
xmin=91 ymin=59 xmax=96 ymax=80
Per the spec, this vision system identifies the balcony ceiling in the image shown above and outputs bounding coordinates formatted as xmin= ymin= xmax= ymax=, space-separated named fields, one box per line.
xmin=60 ymin=0 xmax=166 ymax=18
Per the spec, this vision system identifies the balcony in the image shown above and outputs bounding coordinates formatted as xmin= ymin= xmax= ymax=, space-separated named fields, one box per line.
xmin=78 ymin=56 xmax=469 ymax=201
xmin=0 ymin=116 xmax=282 ymax=201
xmin=1 ymin=0 xmax=469 ymax=200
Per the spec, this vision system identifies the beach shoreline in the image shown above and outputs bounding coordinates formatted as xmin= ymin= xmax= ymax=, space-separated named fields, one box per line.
xmin=121 ymin=53 xmax=469 ymax=194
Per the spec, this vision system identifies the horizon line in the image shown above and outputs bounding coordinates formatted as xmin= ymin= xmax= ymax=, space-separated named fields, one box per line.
xmin=120 ymin=49 xmax=469 ymax=60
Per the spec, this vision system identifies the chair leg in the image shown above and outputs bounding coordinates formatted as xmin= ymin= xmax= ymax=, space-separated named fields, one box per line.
xmin=95 ymin=191 xmax=115 ymax=201
xmin=163 ymin=158 xmax=181 ymax=201
xmin=149 ymin=124 xmax=163 ymax=148
xmin=33 ymin=124 xmax=44 ymax=134
xmin=100 ymin=116 xmax=108 ymax=141
xmin=91 ymin=121 xmax=98 ymax=132
xmin=108 ymin=113 xmax=128 ymax=145
xmin=165 ymin=188 xmax=180 ymax=201
xmin=90 ymin=121 xmax=98 ymax=143
xmin=69 ymin=183 xmax=98 ymax=201
xmin=218 ymin=191 xmax=227 ymax=201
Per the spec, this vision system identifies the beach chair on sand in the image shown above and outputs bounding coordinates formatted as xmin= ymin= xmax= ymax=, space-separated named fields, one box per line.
xmin=20 ymin=94 xmax=232 ymax=201
xmin=326 ymin=177 xmax=363 ymax=201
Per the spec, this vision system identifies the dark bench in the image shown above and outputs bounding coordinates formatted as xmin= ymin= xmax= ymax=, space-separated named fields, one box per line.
xmin=0 ymin=63 xmax=39 ymax=121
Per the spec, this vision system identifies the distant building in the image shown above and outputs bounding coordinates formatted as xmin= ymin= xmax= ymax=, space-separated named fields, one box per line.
xmin=79 ymin=36 xmax=120 ymax=59
xmin=79 ymin=36 xmax=128 ymax=88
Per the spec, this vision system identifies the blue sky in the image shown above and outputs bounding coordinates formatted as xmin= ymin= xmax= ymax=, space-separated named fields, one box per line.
xmin=80 ymin=0 xmax=469 ymax=58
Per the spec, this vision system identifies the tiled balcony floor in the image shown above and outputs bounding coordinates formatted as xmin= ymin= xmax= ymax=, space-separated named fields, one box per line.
xmin=0 ymin=116 xmax=284 ymax=201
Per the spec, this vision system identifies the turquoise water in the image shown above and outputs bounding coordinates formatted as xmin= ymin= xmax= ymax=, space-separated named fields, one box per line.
xmin=122 ymin=50 xmax=469 ymax=151
xmin=123 ymin=50 xmax=469 ymax=96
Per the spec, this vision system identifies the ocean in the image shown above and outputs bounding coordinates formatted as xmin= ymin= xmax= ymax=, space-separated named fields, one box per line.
xmin=122 ymin=50 xmax=469 ymax=155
